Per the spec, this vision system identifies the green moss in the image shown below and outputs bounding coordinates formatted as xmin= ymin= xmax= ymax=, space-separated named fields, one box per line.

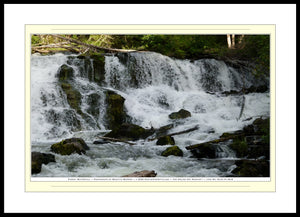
xmin=161 ymin=146 xmax=183 ymax=157
xmin=90 ymin=52 xmax=105 ymax=63
xmin=31 ymin=35 xmax=41 ymax=45
xmin=60 ymin=82 xmax=82 ymax=114
xmin=253 ymin=117 xmax=270 ymax=145
xmin=105 ymin=92 xmax=126 ymax=130
xmin=232 ymin=160 xmax=270 ymax=177
xmin=229 ymin=138 xmax=248 ymax=158
xmin=31 ymin=161 xmax=42 ymax=174
xmin=57 ymin=64 xmax=74 ymax=82
xmin=50 ymin=139 xmax=87 ymax=155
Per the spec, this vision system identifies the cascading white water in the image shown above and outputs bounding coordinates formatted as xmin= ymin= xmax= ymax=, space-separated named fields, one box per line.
xmin=31 ymin=51 xmax=270 ymax=177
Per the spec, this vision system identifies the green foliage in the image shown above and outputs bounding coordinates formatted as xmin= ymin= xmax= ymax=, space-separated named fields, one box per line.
xmin=161 ymin=146 xmax=183 ymax=157
xmin=85 ymin=35 xmax=114 ymax=47
xmin=31 ymin=34 xmax=270 ymax=78
xmin=138 ymin=35 xmax=226 ymax=59
xmin=230 ymin=138 xmax=248 ymax=158
xmin=31 ymin=35 xmax=41 ymax=44
xmin=242 ymin=35 xmax=270 ymax=77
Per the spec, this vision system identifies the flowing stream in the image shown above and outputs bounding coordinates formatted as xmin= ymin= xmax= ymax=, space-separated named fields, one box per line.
xmin=30 ymin=51 xmax=270 ymax=177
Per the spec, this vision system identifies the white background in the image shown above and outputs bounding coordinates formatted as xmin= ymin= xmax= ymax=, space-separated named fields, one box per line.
xmin=4 ymin=4 xmax=296 ymax=213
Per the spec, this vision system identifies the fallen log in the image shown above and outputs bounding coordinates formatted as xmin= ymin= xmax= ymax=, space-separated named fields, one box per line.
xmin=51 ymin=34 xmax=137 ymax=53
xmin=32 ymin=44 xmax=80 ymax=54
xmin=122 ymin=170 xmax=157 ymax=177
xmin=32 ymin=42 xmax=70 ymax=49
xmin=96 ymin=136 xmax=135 ymax=146
xmin=152 ymin=123 xmax=174 ymax=138
xmin=148 ymin=125 xmax=199 ymax=141
xmin=185 ymin=134 xmax=241 ymax=150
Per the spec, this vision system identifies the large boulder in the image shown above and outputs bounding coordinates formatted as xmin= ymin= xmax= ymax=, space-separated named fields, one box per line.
xmin=50 ymin=138 xmax=90 ymax=155
xmin=169 ymin=109 xmax=191 ymax=120
xmin=56 ymin=64 xmax=74 ymax=82
xmin=90 ymin=53 xmax=106 ymax=84
xmin=161 ymin=146 xmax=183 ymax=157
xmin=31 ymin=152 xmax=56 ymax=174
xmin=190 ymin=143 xmax=216 ymax=158
xmin=105 ymin=91 xmax=127 ymax=130
xmin=231 ymin=159 xmax=270 ymax=177
xmin=243 ymin=117 xmax=270 ymax=136
xmin=187 ymin=117 xmax=270 ymax=160
xmin=104 ymin=123 xmax=155 ymax=141
xmin=60 ymin=82 xmax=82 ymax=115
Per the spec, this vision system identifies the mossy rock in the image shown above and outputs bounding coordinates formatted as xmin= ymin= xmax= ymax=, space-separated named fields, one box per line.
xmin=60 ymin=82 xmax=82 ymax=114
xmin=77 ymin=52 xmax=106 ymax=84
xmin=169 ymin=109 xmax=191 ymax=119
xmin=50 ymin=138 xmax=90 ymax=155
xmin=190 ymin=143 xmax=216 ymax=158
xmin=31 ymin=161 xmax=42 ymax=174
xmin=229 ymin=138 xmax=248 ymax=158
xmin=56 ymin=64 xmax=74 ymax=82
xmin=105 ymin=91 xmax=126 ymax=130
xmin=231 ymin=160 xmax=270 ymax=177
xmin=104 ymin=123 xmax=154 ymax=141
xmin=252 ymin=117 xmax=270 ymax=135
xmin=161 ymin=146 xmax=183 ymax=157
xmin=243 ymin=117 xmax=270 ymax=136
xmin=156 ymin=136 xmax=175 ymax=146
xmin=220 ymin=130 xmax=244 ymax=139
xmin=31 ymin=152 xmax=56 ymax=174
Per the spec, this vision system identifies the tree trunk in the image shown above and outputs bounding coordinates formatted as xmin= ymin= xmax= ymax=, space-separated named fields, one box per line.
xmin=148 ymin=126 xmax=199 ymax=141
xmin=227 ymin=34 xmax=232 ymax=49
xmin=231 ymin=34 xmax=235 ymax=49
xmin=185 ymin=135 xmax=241 ymax=150
xmin=96 ymin=136 xmax=135 ymax=145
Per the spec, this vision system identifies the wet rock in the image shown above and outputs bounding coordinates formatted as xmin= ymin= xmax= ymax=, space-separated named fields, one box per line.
xmin=190 ymin=143 xmax=216 ymax=158
xmin=105 ymin=91 xmax=126 ymax=130
xmin=56 ymin=64 xmax=74 ymax=82
xmin=90 ymin=53 xmax=106 ymax=84
xmin=243 ymin=117 xmax=270 ymax=136
xmin=161 ymin=145 xmax=183 ymax=157
xmin=169 ymin=109 xmax=191 ymax=119
xmin=31 ymin=152 xmax=56 ymax=174
xmin=104 ymin=123 xmax=155 ymax=141
xmin=122 ymin=170 xmax=157 ymax=177
xmin=50 ymin=137 xmax=90 ymax=155
xmin=231 ymin=159 xmax=270 ymax=177
xmin=60 ymin=82 xmax=82 ymax=115
xmin=221 ymin=117 xmax=270 ymax=159
xmin=156 ymin=135 xmax=175 ymax=146
xmin=229 ymin=138 xmax=248 ymax=158
xmin=86 ymin=93 xmax=101 ymax=117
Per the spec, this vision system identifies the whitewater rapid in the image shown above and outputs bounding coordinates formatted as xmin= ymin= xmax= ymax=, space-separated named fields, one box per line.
xmin=30 ymin=52 xmax=270 ymax=177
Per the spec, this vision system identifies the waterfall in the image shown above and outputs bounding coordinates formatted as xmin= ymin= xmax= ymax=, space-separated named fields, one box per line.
xmin=30 ymin=51 xmax=270 ymax=177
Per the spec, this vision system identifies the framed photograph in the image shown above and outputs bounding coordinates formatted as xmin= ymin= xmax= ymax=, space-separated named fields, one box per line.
xmin=25 ymin=24 xmax=275 ymax=192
